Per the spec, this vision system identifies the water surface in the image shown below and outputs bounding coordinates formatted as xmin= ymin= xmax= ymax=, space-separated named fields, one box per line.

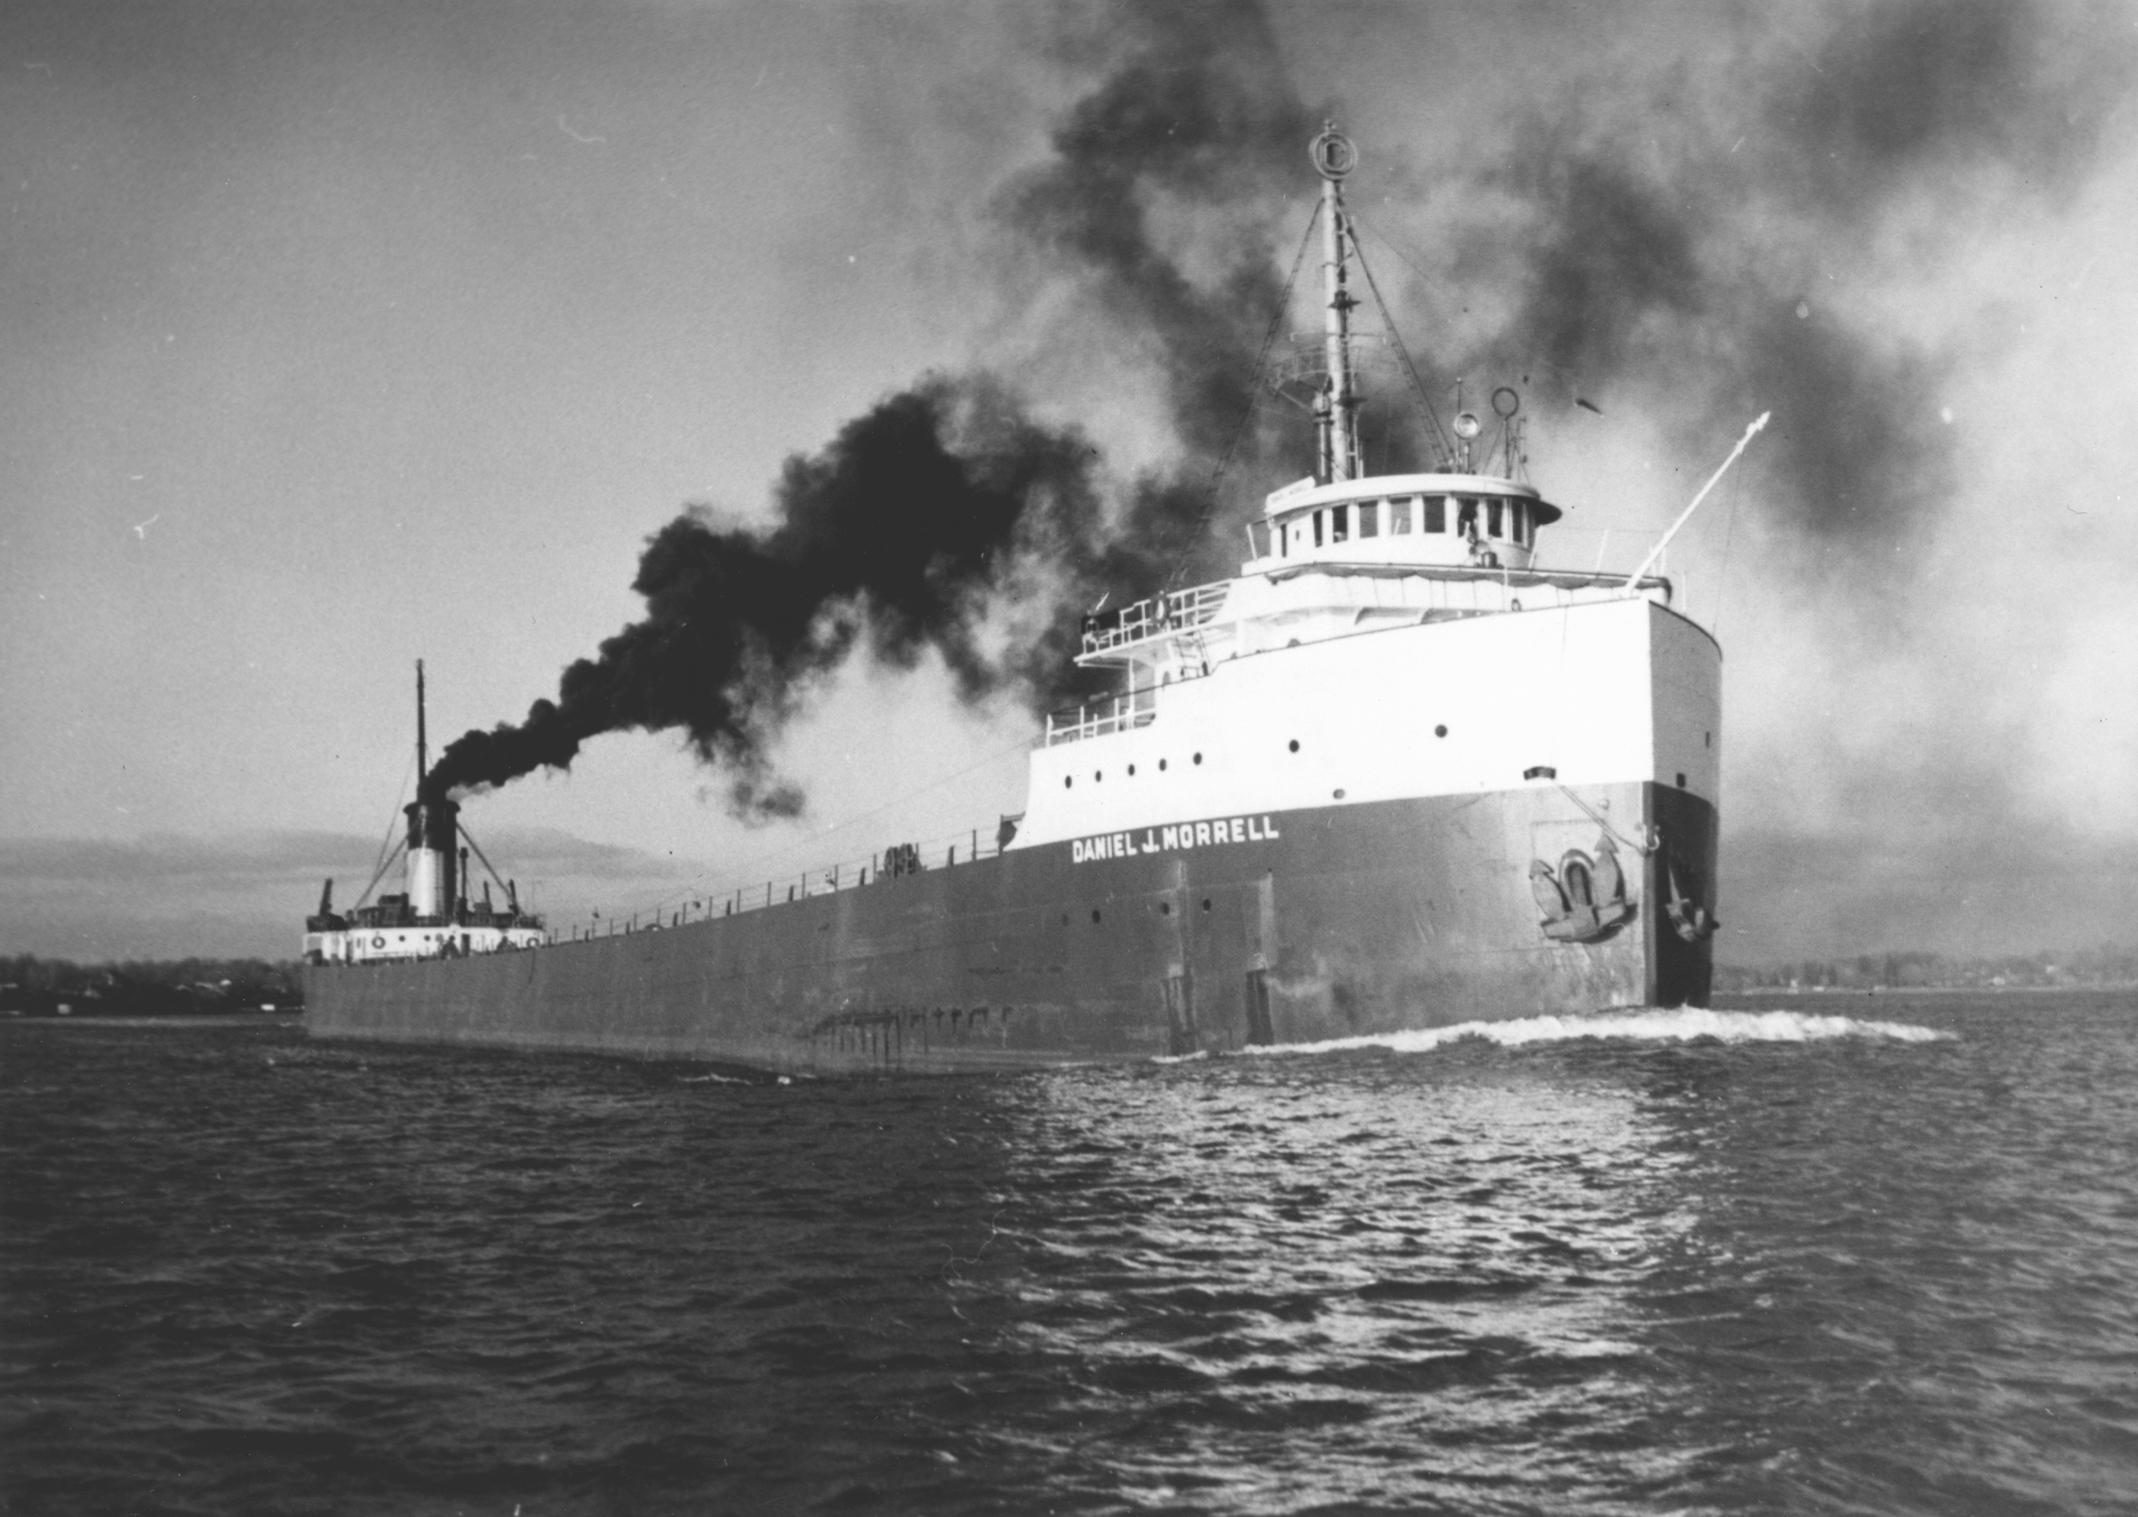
xmin=5 ymin=991 xmax=2134 ymax=1514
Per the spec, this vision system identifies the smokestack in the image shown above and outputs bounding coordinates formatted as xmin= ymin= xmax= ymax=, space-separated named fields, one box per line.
xmin=404 ymin=797 xmax=459 ymax=922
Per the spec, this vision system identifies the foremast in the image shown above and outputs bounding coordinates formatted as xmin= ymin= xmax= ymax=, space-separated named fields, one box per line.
xmin=1312 ymin=126 xmax=1363 ymax=486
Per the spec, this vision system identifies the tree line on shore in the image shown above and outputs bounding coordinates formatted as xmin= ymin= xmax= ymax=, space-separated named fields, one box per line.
xmin=1715 ymin=945 xmax=2138 ymax=992
xmin=0 ymin=956 xmax=301 ymax=1016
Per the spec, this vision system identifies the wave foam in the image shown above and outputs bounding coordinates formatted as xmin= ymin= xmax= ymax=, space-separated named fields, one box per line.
xmin=1245 ymin=1006 xmax=1951 ymax=1058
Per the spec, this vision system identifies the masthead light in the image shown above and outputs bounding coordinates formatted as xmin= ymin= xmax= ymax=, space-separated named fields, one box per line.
xmin=1311 ymin=126 xmax=1356 ymax=181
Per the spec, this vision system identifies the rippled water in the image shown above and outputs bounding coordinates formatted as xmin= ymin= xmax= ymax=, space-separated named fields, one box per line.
xmin=5 ymin=992 xmax=2135 ymax=1514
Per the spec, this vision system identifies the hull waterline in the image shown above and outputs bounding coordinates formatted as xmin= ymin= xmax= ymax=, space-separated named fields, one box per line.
xmin=306 ymin=782 xmax=1714 ymax=1074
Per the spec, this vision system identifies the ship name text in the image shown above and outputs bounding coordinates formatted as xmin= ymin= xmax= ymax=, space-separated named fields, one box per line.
xmin=1070 ymin=815 xmax=1281 ymax=864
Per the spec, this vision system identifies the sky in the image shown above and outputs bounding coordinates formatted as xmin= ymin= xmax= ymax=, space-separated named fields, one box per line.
xmin=3 ymin=0 xmax=2134 ymax=968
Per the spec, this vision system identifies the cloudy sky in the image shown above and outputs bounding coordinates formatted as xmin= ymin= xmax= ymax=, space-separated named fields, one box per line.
xmin=3 ymin=1 xmax=2133 ymax=967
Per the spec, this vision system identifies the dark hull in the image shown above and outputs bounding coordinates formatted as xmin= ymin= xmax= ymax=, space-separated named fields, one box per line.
xmin=305 ymin=782 xmax=1716 ymax=1074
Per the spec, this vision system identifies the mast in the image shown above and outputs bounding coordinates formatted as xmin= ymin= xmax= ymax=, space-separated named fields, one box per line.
xmin=403 ymin=657 xmax=457 ymax=922
xmin=1312 ymin=125 xmax=1362 ymax=484
xmin=415 ymin=658 xmax=428 ymax=787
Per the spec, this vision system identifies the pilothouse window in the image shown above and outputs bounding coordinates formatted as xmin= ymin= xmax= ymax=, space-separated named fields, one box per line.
xmin=1487 ymin=499 xmax=1504 ymax=538
xmin=1313 ymin=510 xmax=1324 ymax=547
xmin=1424 ymin=495 xmax=1445 ymax=534
xmin=1389 ymin=497 xmax=1413 ymax=534
xmin=1331 ymin=504 xmax=1349 ymax=543
xmin=1358 ymin=501 xmax=1378 ymax=538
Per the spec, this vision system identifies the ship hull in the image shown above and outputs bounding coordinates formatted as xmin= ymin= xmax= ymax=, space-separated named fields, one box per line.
xmin=305 ymin=780 xmax=1715 ymax=1074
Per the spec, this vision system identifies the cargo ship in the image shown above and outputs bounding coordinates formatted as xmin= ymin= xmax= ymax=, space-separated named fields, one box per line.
xmin=304 ymin=128 xmax=1724 ymax=1074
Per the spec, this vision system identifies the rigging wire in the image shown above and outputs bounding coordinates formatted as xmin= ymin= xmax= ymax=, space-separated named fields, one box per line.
xmin=1165 ymin=197 xmax=1323 ymax=590
xmin=458 ymin=824 xmax=511 ymax=901
xmin=1346 ymin=215 xmax=1459 ymax=469
xmin=365 ymin=750 xmax=415 ymax=898
xmin=352 ymin=751 xmax=417 ymax=911
xmin=355 ymin=839 xmax=408 ymax=910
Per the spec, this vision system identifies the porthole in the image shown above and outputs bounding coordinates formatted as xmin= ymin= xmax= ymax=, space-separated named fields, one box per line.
xmin=1159 ymin=902 xmax=1172 ymax=916
xmin=1677 ymin=772 xmax=1688 ymax=788
xmin=1063 ymin=775 xmax=1073 ymax=788
xmin=1193 ymin=752 xmax=1203 ymax=765
xmin=1333 ymin=788 xmax=1346 ymax=799
xmin=1159 ymin=758 xmax=1169 ymax=771
xmin=1201 ymin=898 xmax=1213 ymax=912
xmin=1094 ymin=770 xmax=1103 ymax=782
xmin=1288 ymin=739 xmax=1300 ymax=753
xmin=1128 ymin=763 xmax=1137 ymax=776
xmin=1091 ymin=909 xmax=1103 ymax=924
xmin=1435 ymin=724 xmax=1448 ymax=738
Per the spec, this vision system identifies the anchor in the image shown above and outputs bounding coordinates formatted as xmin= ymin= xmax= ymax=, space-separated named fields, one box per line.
xmin=1663 ymin=854 xmax=1717 ymax=943
xmin=1530 ymin=834 xmax=1635 ymax=944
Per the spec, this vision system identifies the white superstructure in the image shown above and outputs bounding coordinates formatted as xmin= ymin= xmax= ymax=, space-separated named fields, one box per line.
xmin=307 ymin=920 xmax=546 ymax=965
xmin=1009 ymin=127 xmax=1721 ymax=853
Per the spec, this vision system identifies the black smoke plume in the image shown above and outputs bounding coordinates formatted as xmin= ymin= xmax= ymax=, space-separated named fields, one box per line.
xmin=1007 ymin=4 xmax=1314 ymax=465
xmin=1434 ymin=0 xmax=2131 ymax=582
xmin=423 ymin=378 xmax=1104 ymax=816
xmin=426 ymin=4 xmax=1315 ymax=815
xmin=431 ymin=1 xmax=2132 ymax=818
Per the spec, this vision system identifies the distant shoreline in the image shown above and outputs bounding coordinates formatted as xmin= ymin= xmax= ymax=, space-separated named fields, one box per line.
xmin=2 ymin=1008 xmax=298 ymax=1026
xmin=1715 ymin=983 xmax=2137 ymax=998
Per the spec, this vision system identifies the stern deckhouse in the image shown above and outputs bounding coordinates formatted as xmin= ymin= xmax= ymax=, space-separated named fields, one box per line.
xmin=303 ymin=662 xmax=546 ymax=966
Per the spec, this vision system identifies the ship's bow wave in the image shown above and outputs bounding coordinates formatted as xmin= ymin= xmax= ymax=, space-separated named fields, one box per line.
xmin=1246 ymin=1006 xmax=1952 ymax=1058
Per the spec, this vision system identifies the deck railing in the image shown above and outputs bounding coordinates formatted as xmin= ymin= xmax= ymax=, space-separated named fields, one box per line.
xmin=1080 ymin=581 xmax=1229 ymax=656
xmin=545 ymin=817 xmax=1029 ymax=945
xmin=1042 ymin=683 xmax=1158 ymax=747
xmin=1262 ymin=559 xmax=1672 ymax=601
